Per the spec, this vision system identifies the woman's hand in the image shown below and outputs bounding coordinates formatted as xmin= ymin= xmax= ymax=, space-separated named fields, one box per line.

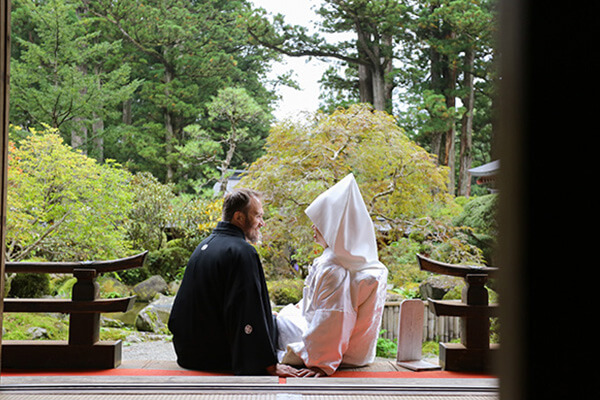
xmin=297 ymin=367 xmax=327 ymax=377
xmin=266 ymin=363 xmax=301 ymax=377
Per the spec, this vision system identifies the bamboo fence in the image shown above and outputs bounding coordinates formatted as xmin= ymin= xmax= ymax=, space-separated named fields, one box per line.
xmin=379 ymin=301 xmax=461 ymax=343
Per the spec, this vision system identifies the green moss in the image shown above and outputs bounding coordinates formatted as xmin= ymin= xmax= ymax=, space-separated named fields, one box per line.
xmin=2 ymin=313 xmax=68 ymax=340
xmin=99 ymin=326 xmax=133 ymax=341
xmin=54 ymin=277 xmax=78 ymax=299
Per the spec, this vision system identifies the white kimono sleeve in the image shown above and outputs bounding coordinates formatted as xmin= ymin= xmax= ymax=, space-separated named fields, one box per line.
xmin=285 ymin=265 xmax=356 ymax=375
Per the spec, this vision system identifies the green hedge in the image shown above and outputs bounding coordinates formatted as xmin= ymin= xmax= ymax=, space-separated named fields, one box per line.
xmin=267 ymin=279 xmax=304 ymax=305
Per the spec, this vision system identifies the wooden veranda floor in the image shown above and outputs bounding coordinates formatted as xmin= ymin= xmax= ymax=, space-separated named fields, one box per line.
xmin=0 ymin=358 xmax=499 ymax=399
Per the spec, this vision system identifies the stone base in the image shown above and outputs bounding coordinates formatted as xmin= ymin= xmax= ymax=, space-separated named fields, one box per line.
xmin=1 ymin=340 xmax=123 ymax=369
xmin=397 ymin=359 xmax=441 ymax=371
xmin=439 ymin=342 xmax=499 ymax=373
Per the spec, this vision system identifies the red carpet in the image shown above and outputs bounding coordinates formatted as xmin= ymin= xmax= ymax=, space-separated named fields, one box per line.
xmin=1 ymin=368 xmax=495 ymax=379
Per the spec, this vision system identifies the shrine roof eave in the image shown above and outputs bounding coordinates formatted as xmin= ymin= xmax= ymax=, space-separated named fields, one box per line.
xmin=469 ymin=160 xmax=500 ymax=177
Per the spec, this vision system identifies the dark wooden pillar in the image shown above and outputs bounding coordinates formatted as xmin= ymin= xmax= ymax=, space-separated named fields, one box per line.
xmin=69 ymin=269 xmax=101 ymax=345
xmin=0 ymin=0 xmax=11 ymax=376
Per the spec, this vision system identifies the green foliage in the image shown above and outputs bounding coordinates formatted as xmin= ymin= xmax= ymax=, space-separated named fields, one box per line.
xmin=177 ymin=87 xmax=269 ymax=194
xmin=83 ymin=0 xmax=277 ymax=190
xmin=391 ymin=286 xmax=421 ymax=300
xmin=8 ymin=273 xmax=50 ymax=298
xmin=267 ymin=279 xmax=304 ymax=305
xmin=6 ymin=127 xmax=134 ymax=262
xmin=379 ymin=239 xmax=428 ymax=289
xmin=10 ymin=0 xmax=140 ymax=150
xmin=126 ymin=172 xmax=177 ymax=252
xmin=376 ymin=330 xmax=398 ymax=358
xmin=241 ymin=104 xmax=481 ymax=278
xmin=117 ymin=266 xmax=151 ymax=287
xmin=146 ymin=246 xmax=191 ymax=283
xmin=453 ymin=194 xmax=498 ymax=235
xmin=422 ymin=341 xmax=440 ymax=358
xmin=452 ymin=194 xmax=498 ymax=264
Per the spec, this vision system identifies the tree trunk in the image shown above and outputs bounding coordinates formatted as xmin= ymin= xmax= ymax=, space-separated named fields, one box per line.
xmin=458 ymin=48 xmax=475 ymax=197
xmin=358 ymin=64 xmax=373 ymax=105
xmin=92 ymin=113 xmax=104 ymax=163
xmin=164 ymin=63 xmax=175 ymax=182
xmin=122 ymin=99 xmax=132 ymax=125
xmin=371 ymin=66 xmax=386 ymax=111
xmin=443 ymin=58 xmax=457 ymax=195
xmin=355 ymin=26 xmax=393 ymax=112
xmin=429 ymin=32 xmax=443 ymax=164
xmin=71 ymin=119 xmax=87 ymax=154
xmin=72 ymin=64 xmax=88 ymax=153
xmin=92 ymin=65 xmax=104 ymax=162
xmin=217 ymin=129 xmax=238 ymax=195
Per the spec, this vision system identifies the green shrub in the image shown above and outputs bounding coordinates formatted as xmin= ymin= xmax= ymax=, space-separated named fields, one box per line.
xmin=452 ymin=194 xmax=498 ymax=264
xmin=376 ymin=330 xmax=398 ymax=358
xmin=267 ymin=279 xmax=304 ymax=305
xmin=8 ymin=273 xmax=50 ymax=298
xmin=117 ymin=266 xmax=151 ymax=286
xmin=146 ymin=246 xmax=191 ymax=282
xmin=422 ymin=341 xmax=439 ymax=358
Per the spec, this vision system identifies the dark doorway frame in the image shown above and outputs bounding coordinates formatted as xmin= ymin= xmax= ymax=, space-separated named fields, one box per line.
xmin=0 ymin=0 xmax=595 ymax=398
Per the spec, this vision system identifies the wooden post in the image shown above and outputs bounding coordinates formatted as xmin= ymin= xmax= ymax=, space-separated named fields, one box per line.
xmin=0 ymin=0 xmax=11 ymax=376
xmin=461 ymin=274 xmax=490 ymax=350
xmin=69 ymin=269 xmax=101 ymax=345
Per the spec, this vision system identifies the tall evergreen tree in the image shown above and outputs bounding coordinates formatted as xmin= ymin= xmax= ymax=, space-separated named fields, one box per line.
xmin=88 ymin=0 xmax=278 ymax=191
xmin=10 ymin=0 xmax=139 ymax=156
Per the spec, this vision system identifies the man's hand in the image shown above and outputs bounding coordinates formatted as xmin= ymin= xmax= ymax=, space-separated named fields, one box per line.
xmin=266 ymin=363 xmax=301 ymax=377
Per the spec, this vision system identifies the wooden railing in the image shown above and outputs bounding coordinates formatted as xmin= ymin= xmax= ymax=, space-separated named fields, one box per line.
xmin=416 ymin=254 xmax=499 ymax=372
xmin=2 ymin=251 xmax=147 ymax=369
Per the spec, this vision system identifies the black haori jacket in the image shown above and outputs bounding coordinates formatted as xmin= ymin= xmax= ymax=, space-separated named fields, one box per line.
xmin=168 ymin=222 xmax=278 ymax=375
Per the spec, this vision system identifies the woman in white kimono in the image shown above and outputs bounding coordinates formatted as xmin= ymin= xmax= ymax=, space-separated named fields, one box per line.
xmin=276 ymin=173 xmax=389 ymax=376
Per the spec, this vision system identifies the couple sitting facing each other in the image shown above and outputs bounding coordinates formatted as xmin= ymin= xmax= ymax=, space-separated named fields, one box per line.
xmin=168 ymin=173 xmax=388 ymax=377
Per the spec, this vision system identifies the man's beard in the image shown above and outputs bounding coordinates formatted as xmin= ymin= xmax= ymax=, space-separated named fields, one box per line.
xmin=244 ymin=224 xmax=262 ymax=244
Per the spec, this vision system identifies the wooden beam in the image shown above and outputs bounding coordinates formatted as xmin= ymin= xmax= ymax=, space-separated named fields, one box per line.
xmin=428 ymin=299 xmax=500 ymax=318
xmin=3 ymin=296 xmax=136 ymax=314
xmin=5 ymin=251 xmax=148 ymax=274
xmin=2 ymin=341 xmax=123 ymax=369
xmin=416 ymin=254 xmax=498 ymax=278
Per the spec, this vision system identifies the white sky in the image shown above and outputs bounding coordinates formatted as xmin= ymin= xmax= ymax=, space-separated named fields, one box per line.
xmin=250 ymin=0 xmax=332 ymax=121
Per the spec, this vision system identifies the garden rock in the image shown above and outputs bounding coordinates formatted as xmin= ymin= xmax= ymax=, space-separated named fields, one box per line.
xmin=419 ymin=275 xmax=462 ymax=300
xmin=135 ymin=294 xmax=174 ymax=333
xmin=132 ymin=275 xmax=168 ymax=302
xmin=101 ymin=316 xmax=125 ymax=328
xmin=28 ymin=327 xmax=49 ymax=340
xmin=97 ymin=276 xmax=130 ymax=298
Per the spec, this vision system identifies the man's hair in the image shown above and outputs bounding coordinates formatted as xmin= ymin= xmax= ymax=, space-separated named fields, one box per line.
xmin=222 ymin=188 xmax=261 ymax=222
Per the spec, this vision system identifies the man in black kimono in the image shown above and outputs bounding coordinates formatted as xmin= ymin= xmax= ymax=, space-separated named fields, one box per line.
xmin=168 ymin=188 xmax=302 ymax=376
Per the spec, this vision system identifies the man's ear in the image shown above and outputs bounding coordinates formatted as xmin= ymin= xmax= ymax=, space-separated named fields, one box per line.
xmin=231 ymin=210 xmax=246 ymax=226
